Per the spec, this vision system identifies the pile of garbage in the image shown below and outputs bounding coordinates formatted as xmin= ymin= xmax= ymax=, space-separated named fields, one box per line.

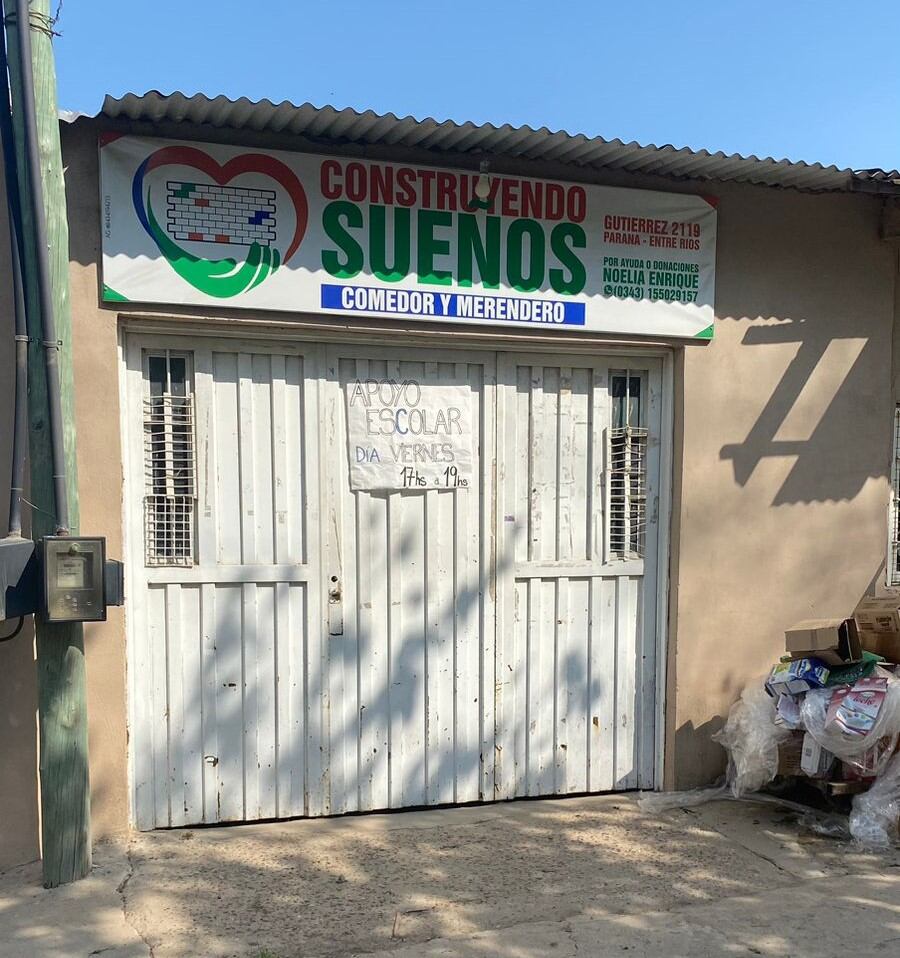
xmin=645 ymin=596 xmax=900 ymax=848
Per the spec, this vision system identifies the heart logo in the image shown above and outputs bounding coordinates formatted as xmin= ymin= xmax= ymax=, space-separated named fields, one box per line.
xmin=132 ymin=145 xmax=308 ymax=298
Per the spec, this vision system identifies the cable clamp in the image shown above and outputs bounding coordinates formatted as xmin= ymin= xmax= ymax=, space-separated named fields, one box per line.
xmin=2 ymin=11 xmax=57 ymax=38
xmin=13 ymin=334 xmax=29 ymax=342
xmin=41 ymin=338 xmax=62 ymax=348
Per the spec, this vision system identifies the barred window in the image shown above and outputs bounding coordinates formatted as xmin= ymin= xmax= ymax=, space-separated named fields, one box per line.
xmin=144 ymin=352 xmax=196 ymax=566
xmin=608 ymin=372 xmax=647 ymax=560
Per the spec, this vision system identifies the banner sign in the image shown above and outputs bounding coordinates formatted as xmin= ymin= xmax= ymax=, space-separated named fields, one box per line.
xmin=345 ymin=377 xmax=473 ymax=491
xmin=100 ymin=135 xmax=718 ymax=339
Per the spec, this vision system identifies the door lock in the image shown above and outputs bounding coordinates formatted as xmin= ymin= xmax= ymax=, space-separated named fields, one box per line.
xmin=328 ymin=574 xmax=343 ymax=636
xmin=328 ymin=574 xmax=342 ymax=602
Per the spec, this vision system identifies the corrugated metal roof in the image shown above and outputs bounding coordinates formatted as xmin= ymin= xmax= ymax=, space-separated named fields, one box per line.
xmin=98 ymin=92 xmax=900 ymax=194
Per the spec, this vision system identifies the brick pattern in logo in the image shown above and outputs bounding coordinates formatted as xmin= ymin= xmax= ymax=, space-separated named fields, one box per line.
xmin=166 ymin=181 xmax=276 ymax=246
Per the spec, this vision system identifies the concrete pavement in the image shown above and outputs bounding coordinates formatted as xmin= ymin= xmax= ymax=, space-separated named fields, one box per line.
xmin=0 ymin=844 xmax=146 ymax=957
xmin=1 ymin=795 xmax=899 ymax=957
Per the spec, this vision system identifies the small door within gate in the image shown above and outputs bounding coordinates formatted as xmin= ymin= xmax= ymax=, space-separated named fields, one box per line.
xmin=123 ymin=334 xmax=663 ymax=829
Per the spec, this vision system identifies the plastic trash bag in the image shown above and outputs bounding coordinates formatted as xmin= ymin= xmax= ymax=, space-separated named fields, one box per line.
xmin=637 ymin=683 xmax=789 ymax=813
xmin=797 ymin=811 xmax=851 ymax=841
xmin=713 ymin=683 xmax=791 ymax=797
xmin=849 ymin=752 xmax=900 ymax=848
xmin=636 ymin=789 xmax=847 ymax=838
xmin=637 ymin=784 xmax=728 ymax=813
xmin=800 ymin=668 xmax=900 ymax=776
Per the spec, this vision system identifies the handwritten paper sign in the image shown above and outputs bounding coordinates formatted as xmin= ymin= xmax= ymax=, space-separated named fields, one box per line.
xmin=345 ymin=378 xmax=474 ymax=491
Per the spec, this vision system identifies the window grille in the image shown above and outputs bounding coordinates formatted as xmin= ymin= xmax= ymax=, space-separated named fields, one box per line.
xmin=143 ymin=354 xmax=196 ymax=566
xmin=889 ymin=406 xmax=900 ymax=586
xmin=608 ymin=373 xmax=647 ymax=559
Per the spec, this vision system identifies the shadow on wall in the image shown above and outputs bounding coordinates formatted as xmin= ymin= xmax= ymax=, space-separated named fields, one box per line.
xmin=671 ymin=315 xmax=892 ymax=787
xmin=0 ymin=154 xmax=39 ymax=868
xmin=670 ymin=188 xmax=896 ymax=786
xmin=0 ymin=618 xmax=39 ymax=869
xmin=720 ymin=320 xmax=887 ymax=505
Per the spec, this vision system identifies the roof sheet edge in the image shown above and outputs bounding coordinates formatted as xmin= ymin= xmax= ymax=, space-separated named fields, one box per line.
xmin=95 ymin=92 xmax=899 ymax=195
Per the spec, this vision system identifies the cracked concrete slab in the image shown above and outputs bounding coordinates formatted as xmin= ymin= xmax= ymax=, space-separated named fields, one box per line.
xmin=365 ymin=870 xmax=900 ymax=958
xmin=121 ymin=795 xmax=796 ymax=956
xmin=0 ymin=842 xmax=149 ymax=958
xmin=2 ymin=795 xmax=900 ymax=958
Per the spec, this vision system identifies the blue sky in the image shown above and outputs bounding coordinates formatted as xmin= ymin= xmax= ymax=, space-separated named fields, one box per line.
xmin=54 ymin=1 xmax=898 ymax=171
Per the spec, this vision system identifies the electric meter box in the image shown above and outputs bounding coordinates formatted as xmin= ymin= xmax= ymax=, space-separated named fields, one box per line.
xmin=42 ymin=536 xmax=107 ymax=623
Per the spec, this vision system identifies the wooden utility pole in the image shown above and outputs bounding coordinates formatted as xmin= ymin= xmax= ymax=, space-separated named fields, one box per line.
xmin=6 ymin=0 xmax=90 ymax=886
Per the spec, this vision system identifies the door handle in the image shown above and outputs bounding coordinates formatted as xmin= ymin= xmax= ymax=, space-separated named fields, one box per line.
xmin=328 ymin=574 xmax=343 ymax=635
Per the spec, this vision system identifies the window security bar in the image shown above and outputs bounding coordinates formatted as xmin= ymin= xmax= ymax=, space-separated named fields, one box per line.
xmin=143 ymin=393 xmax=196 ymax=567
xmin=608 ymin=424 xmax=648 ymax=560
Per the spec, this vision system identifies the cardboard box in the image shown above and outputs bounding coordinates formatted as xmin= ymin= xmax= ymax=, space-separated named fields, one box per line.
xmin=785 ymin=618 xmax=862 ymax=666
xmin=775 ymin=693 xmax=803 ymax=729
xmin=853 ymin=596 xmax=900 ymax=663
xmin=777 ymin=730 xmax=804 ymax=776
xmin=854 ymin=596 xmax=900 ymax=635
xmin=766 ymin=658 xmax=830 ymax=695
xmin=826 ymin=676 xmax=888 ymax=737
xmin=800 ymin=733 xmax=835 ymax=778
xmin=861 ymin=634 xmax=900 ymax=664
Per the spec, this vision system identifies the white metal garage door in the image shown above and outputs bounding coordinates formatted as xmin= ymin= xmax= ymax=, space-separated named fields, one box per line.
xmin=122 ymin=334 xmax=663 ymax=829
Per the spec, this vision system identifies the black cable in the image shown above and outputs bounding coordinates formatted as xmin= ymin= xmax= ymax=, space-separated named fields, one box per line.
xmin=0 ymin=616 xmax=24 ymax=641
xmin=9 ymin=0 xmax=69 ymax=534
xmin=0 ymin=0 xmax=28 ymax=538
